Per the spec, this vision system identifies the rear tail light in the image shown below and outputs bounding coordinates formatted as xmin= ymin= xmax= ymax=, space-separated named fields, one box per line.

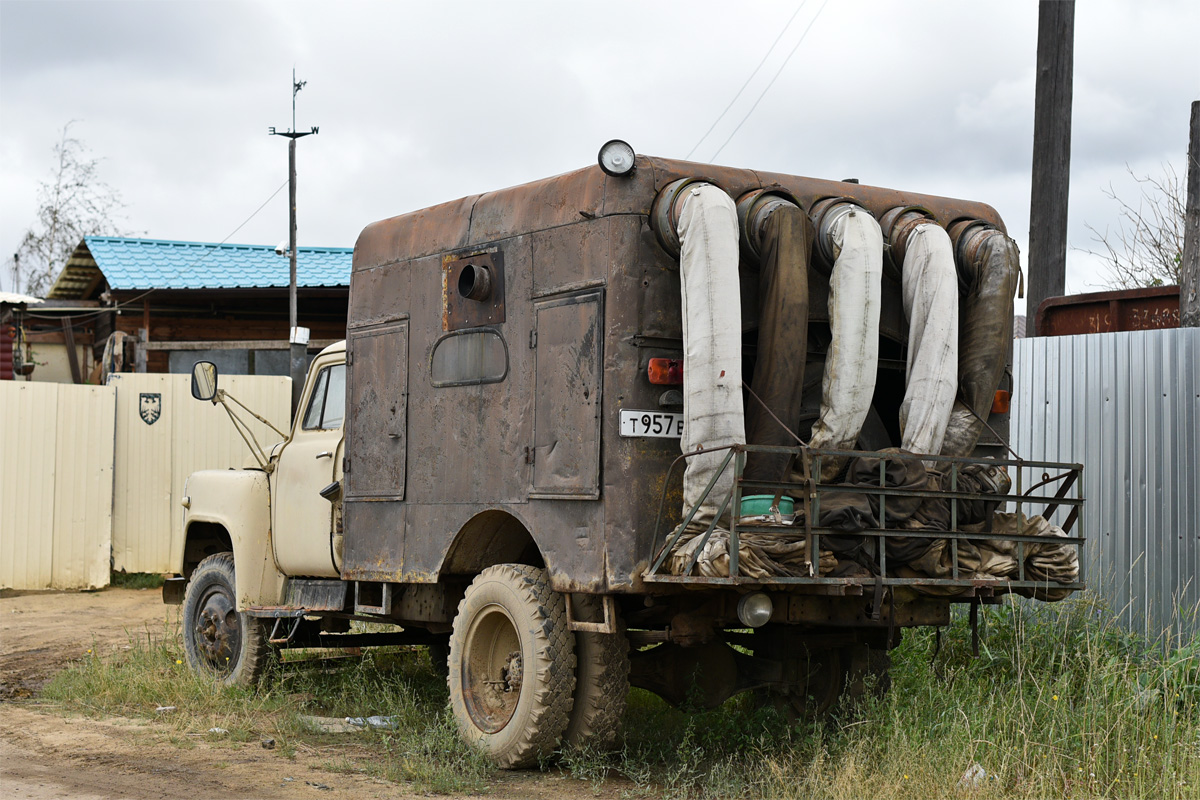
xmin=647 ymin=358 xmax=683 ymax=385
xmin=991 ymin=390 xmax=1011 ymax=414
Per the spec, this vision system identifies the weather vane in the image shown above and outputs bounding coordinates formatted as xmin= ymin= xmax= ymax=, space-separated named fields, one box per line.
xmin=268 ymin=68 xmax=319 ymax=140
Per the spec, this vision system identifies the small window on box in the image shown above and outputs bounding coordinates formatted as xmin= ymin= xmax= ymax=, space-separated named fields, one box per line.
xmin=430 ymin=330 xmax=508 ymax=387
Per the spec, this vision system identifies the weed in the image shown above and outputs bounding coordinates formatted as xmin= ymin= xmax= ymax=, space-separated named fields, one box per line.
xmin=109 ymin=571 xmax=165 ymax=590
xmin=38 ymin=593 xmax=1200 ymax=798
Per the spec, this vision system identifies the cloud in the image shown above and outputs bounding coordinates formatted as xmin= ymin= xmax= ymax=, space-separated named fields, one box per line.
xmin=1 ymin=0 xmax=1196 ymax=301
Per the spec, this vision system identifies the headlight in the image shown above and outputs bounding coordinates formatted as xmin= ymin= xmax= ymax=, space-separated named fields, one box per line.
xmin=736 ymin=592 xmax=774 ymax=628
xmin=598 ymin=139 xmax=636 ymax=176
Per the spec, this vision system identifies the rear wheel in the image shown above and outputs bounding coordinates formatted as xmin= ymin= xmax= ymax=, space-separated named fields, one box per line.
xmin=563 ymin=597 xmax=629 ymax=751
xmin=428 ymin=634 xmax=450 ymax=683
xmin=448 ymin=564 xmax=576 ymax=768
xmin=753 ymin=626 xmax=845 ymax=720
xmin=181 ymin=552 xmax=269 ymax=687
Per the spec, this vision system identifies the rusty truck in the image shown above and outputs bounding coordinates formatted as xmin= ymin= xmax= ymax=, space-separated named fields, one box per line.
xmin=169 ymin=143 xmax=1084 ymax=768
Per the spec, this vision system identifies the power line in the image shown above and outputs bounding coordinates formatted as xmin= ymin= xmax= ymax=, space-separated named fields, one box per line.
xmin=26 ymin=178 xmax=290 ymax=323
xmin=684 ymin=0 xmax=809 ymax=161
xmin=710 ymin=0 xmax=831 ymax=163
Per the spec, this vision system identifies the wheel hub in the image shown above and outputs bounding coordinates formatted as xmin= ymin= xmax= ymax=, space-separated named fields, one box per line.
xmin=462 ymin=605 xmax=523 ymax=733
xmin=194 ymin=586 xmax=241 ymax=673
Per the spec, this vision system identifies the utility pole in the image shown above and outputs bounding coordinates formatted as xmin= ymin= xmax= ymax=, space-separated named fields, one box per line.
xmin=1181 ymin=100 xmax=1199 ymax=328
xmin=270 ymin=69 xmax=319 ymax=415
xmin=1026 ymin=0 xmax=1075 ymax=336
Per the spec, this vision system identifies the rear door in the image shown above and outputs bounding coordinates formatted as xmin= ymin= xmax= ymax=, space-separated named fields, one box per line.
xmin=530 ymin=289 xmax=603 ymax=499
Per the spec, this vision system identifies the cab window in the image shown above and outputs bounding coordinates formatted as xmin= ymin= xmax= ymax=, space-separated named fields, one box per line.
xmin=302 ymin=363 xmax=346 ymax=430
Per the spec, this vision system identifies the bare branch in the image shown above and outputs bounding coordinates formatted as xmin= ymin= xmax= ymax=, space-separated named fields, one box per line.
xmin=4 ymin=122 xmax=129 ymax=295
xmin=1081 ymin=163 xmax=1185 ymax=289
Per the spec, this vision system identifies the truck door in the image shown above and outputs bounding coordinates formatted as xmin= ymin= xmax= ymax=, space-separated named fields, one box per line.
xmin=272 ymin=357 xmax=345 ymax=577
xmin=531 ymin=290 xmax=603 ymax=498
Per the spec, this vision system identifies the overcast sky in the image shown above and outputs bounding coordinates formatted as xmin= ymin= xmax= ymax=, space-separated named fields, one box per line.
xmin=2 ymin=0 xmax=1197 ymax=311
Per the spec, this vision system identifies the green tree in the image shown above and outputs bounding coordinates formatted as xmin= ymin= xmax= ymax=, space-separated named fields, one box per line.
xmin=7 ymin=122 xmax=128 ymax=296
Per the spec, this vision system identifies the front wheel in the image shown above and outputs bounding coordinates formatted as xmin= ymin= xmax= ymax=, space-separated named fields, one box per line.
xmin=181 ymin=552 xmax=269 ymax=687
xmin=448 ymin=564 xmax=576 ymax=768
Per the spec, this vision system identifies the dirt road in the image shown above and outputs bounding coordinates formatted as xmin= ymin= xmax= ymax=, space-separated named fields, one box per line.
xmin=0 ymin=588 xmax=611 ymax=800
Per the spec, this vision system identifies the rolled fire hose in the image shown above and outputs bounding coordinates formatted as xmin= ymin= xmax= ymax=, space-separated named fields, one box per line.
xmin=673 ymin=182 xmax=745 ymax=529
xmin=737 ymin=190 xmax=813 ymax=484
xmin=940 ymin=222 xmax=1020 ymax=457
xmin=807 ymin=202 xmax=883 ymax=481
xmin=897 ymin=223 xmax=959 ymax=457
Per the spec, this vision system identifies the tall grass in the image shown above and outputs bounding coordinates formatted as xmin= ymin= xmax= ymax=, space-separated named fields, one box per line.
xmin=41 ymin=594 xmax=1199 ymax=798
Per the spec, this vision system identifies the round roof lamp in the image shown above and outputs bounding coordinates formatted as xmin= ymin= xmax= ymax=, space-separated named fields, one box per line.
xmin=598 ymin=139 xmax=636 ymax=176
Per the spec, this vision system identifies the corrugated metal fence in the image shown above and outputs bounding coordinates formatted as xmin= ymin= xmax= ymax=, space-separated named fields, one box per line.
xmin=1012 ymin=328 xmax=1200 ymax=640
xmin=108 ymin=373 xmax=291 ymax=574
xmin=1 ymin=382 xmax=116 ymax=589
xmin=1 ymin=375 xmax=290 ymax=589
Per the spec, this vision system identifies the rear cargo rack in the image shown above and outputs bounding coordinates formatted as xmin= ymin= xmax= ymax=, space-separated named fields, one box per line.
xmin=644 ymin=443 xmax=1084 ymax=597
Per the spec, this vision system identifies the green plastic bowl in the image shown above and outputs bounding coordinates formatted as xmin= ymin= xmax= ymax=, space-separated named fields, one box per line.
xmin=740 ymin=494 xmax=794 ymax=516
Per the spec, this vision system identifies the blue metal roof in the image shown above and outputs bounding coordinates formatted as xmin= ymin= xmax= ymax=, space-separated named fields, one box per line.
xmin=84 ymin=236 xmax=352 ymax=291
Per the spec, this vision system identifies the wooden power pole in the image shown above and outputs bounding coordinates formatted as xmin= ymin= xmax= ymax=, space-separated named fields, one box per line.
xmin=1181 ymin=100 xmax=1200 ymax=328
xmin=1026 ymin=0 xmax=1075 ymax=336
xmin=270 ymin=70 xmax=319 ymax=415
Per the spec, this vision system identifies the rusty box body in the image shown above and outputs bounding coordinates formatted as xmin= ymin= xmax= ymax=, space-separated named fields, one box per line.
xmin=1035 ymin=285 xmax=1181 ymax=336
xmin=341 ymin=156 xmax=1008 ymax=595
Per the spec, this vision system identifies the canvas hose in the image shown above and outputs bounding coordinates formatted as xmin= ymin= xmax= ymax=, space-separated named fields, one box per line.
xmin=743 ymin=202 xmax=813 ymax=484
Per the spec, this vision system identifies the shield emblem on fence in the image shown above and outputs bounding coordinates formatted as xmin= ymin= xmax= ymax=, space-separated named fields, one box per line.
xmin=139 ymin=393 xmax=162 ymax=425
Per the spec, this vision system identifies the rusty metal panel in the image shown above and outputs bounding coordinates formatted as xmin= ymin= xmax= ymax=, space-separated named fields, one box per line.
xmin=110 ymin=373 xmax=290 ymax=574
xmin=353 ymin=194 xmax=479 ymax=271
xmin=346 ymin=156 xmax=1019 ymax=595
xmin=468 ymin=168 xmax=607 ymax=247
xmin=348 ymin=260 xmax=411 ymax=330
xmin=531 ymin=290 xmax=603 ymax=499
xmin=345 ymin=321 xmax=408 ymax=500
xmin=1035 ymin=286 xmax=1181 ymax=336
xmin=531 ymin=217 xmax=612 ymax=296
xmin=1 ymin=382 xmax=114 ymax=590
xmin=407 ymin=239 xmax=535 ymax=508
xmin=1012 ymin=328 xmax=1199 ymax=639
xmin=442 ymin=251 xmax=505 ymax=331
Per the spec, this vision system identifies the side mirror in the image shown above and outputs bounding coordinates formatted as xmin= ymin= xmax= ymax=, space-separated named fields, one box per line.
xmin=191 ymin=361 xmax=219 ymax=401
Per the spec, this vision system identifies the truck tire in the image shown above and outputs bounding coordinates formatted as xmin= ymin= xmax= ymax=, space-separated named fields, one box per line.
xmin=428 ymin=634 xmax=450 ymax=683
xmin=182 ymin=552 xmax=269 ymax=687
xmin=563 ymin=597 xmax=629 ymax=751
xmin=843 ymin=644 xmax=892 ymax=701
xmin=753 ymin=626 xmax=844 ymax=720
xmin=448 ymin=564 xmax=576 ymax=768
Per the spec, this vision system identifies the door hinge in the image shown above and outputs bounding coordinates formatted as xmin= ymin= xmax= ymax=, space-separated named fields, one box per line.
xmin=345 ymin=351 xmax=353 ymax=366
xmin=343 ymin=458 xmax=350 ymax=473
xmin=529 ymin=329 xmax=537 ymax=349
xmin=524 ymin=446 xmax=535 ymax=465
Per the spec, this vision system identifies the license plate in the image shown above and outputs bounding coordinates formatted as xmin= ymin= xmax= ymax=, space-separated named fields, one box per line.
xmin=620 ymin=409 xmax=684 ymax=438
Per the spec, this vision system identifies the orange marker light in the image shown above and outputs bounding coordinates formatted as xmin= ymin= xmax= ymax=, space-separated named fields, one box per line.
xmin=647 ymin=358 xmax=684 ymax=385
xmin=991 ymin=390 xmax=1011 ymax=414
